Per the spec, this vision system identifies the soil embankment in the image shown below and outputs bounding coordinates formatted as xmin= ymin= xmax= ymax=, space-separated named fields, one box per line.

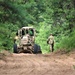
xmin=0 ymin=51 xmax=75 ymax=75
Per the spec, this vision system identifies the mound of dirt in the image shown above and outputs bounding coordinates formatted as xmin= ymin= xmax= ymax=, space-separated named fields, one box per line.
xmin=0 ymin=50 xmax=75 ymax=75
xmin=0 ymin=50 xmax=12 ymax=61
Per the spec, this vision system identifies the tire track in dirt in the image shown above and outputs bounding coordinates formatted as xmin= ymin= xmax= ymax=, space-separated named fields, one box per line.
xmin=12 ymin=54 xmax=50 ymax=75
xmin=0 ymin=53 xmax=75 ymax=75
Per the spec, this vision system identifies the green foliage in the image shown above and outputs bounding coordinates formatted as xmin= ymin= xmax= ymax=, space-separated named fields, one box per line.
xmin=35 ymin=22 xmax=52 ymax=54
xmin=55 ymin=29 xmax=75 ymax=52
xmin=0 ymin=0 xmax=75 ymax=53
xmin=0 ymin=23 xmax=19 ymax=52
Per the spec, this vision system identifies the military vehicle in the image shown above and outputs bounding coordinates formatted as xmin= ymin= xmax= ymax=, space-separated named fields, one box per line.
xmin=13 ymin=27 xmax=41 ymax=54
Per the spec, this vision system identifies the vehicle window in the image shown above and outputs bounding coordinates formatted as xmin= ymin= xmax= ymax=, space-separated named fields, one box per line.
xmin=22 ymin=30 xmax=25 ymax=35
xmin=26 ymin=29 xmax=28 ymax=34
xmin=29 ymin=29 xmax=34 ymax=36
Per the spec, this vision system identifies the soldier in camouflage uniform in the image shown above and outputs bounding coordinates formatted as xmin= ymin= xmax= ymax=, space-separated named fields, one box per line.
xmin=47 ymin=33 xmax=54 ymax=52
xmin=14 ymin=32 xmax=20 ymax=47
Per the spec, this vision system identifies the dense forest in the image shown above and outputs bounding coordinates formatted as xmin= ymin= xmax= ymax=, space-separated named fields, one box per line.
xmin=0 ymin=0 xmax=75 ymax=54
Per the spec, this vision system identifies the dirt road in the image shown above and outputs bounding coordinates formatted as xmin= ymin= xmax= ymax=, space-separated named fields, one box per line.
xmin=0 ymin=51 xmax=75 ymax=75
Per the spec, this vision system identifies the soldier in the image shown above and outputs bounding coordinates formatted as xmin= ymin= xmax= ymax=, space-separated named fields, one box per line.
xmin=14 ymin=32 xmax=20 ymax=46
xmin=47 ymin=33 xmax=54 ymax=52
xmin=14 ymin=32 xmax=18 ymax=43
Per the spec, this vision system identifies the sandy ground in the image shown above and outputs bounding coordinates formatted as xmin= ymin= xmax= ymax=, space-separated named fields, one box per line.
xmin=0 ymin=51 xmax=75 ymax=75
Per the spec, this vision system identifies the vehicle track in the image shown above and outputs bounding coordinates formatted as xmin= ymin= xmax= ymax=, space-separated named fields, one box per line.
xmin=0 ymin=52 xmax=75 ymax=75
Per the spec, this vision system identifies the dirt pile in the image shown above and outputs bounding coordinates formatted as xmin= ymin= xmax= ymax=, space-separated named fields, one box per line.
xmin=0 ymin=51 xmax=75 ymax=75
